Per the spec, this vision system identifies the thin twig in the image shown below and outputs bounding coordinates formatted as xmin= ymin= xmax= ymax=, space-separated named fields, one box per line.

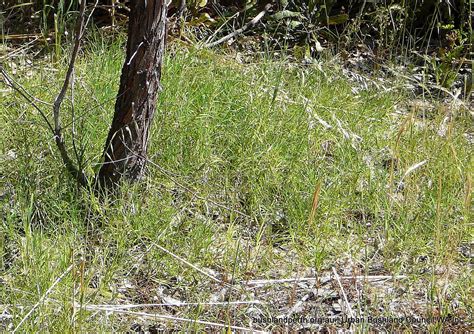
xmin=76 ymin=305 xmax=267 ymax=333
xmin=62 ymin=84 xmax=128 ymax=130
xmin=53 ymin=1 xmax=86 ymax=134
xmin=82 ymin=0 xmax=99 ymax=39
xmin=151 ymin=242 xmax=227 ymax=285
xmin=51 ymin=0 xmax=88 ymax=186
xmin=69 ymin=1 xmax=99 ymax=177
xmin=81 ymin=301 xmax=262 ymax=309
xmin=0 ymin=67 xmax=55 ymax=132
xmin=245 ymin=275 xmax=408 ymax=286
xmin=204 ymin=4 xmax=271 ymax=48
xmin=12 ymin=264 xmax=73 ymax=333
xmin=332 ymin=267 xmax=354 ymax=318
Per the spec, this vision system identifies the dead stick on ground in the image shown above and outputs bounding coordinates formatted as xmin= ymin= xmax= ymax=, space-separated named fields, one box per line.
xmin=245 ymin=275 xmax=408 ymax=286
xmin=332 ymin=267 xmax=354 ymax=318
xmin=204 ymin=4 xmax=271 ymax=48
xmin=81 ymin=301 xmax=262 ymax=309
xmin=77 ymin=305 xmax=267 ymax=333
xmin=12 ymin=264 xmax=73 ymax=333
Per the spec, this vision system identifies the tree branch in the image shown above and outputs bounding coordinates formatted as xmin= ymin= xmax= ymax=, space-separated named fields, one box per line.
xmin=0 ymin=66 xmax=55 ymax=133
xmin=53 ymin=1 xmax=86 ymax=134
xmin=51 ymin=1 xmax=98 ymax=187
xmin=2 ymin=1 xmax=98 ymax=188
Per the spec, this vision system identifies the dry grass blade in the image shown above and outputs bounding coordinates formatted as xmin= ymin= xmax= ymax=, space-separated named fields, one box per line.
xmin=12 ymin=264 xmax=73 ymax=333
xmin=308 ymin=182 xmax=321 ymax=226
xmin=397 ymin=159 xmax=428 ymax=191
xmin=152 ymin=242 xmax=226 ymax=285
xmin=402 ymin=159 xmax=428 ymax=179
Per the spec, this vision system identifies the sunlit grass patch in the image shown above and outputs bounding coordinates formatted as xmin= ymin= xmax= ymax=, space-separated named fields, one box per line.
xmin=0 ymin=41 xmax=472 ymax=332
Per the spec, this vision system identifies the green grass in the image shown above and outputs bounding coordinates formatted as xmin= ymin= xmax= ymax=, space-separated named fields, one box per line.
xmin=0 ymin=39 xmax=472 ymax=332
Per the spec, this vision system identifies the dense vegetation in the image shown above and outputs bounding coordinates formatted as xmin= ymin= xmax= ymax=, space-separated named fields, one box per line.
xmin=3 ymin=0 xmax=472 ymax=52
xmin=3 ymin=1 xmax=472 ymax=95
xmin=0 ymin=1 xmax=472 ymax=332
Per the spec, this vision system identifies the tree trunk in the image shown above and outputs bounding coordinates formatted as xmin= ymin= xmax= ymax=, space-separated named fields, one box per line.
xmin=98 ymin=0 xmax=167 ymax=188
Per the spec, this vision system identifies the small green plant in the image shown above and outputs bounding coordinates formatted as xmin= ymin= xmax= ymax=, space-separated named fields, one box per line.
xmin=436 ymin=27 xmax=469 ymax=90
xmin=32 ymin=0 xmax=78 ymax=60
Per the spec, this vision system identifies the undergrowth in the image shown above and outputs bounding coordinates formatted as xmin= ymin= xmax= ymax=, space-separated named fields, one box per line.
xmin=0 ymin=40 xmax=472 ymax=332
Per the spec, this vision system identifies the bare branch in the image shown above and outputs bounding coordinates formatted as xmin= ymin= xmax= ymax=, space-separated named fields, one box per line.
xmin=0 ymin=66 xmax=54 ymax=133
xmin=52 ymin=1 xmax=98 ymax=187
xmin=53 ymin=1 xmax=86 ymax=134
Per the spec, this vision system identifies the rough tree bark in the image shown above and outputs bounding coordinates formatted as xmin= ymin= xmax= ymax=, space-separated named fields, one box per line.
xmin=98 ymin=0 xmax=167 ymax=188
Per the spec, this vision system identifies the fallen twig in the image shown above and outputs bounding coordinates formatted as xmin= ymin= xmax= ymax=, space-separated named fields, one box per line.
xmin=0 ymin=37 xmax=41 ymax=61
xmin=80 ymin=301 xmax=262 ymax=309
xmin=245 ymin=275 xmax=408 ymax=286
xmin=75 ymin=305 xmax=267 ymax=333
xmin=332 ymin=267 xmax=354 ymax=318
xmin=204 ymin=4 xmax=271 ymax=48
